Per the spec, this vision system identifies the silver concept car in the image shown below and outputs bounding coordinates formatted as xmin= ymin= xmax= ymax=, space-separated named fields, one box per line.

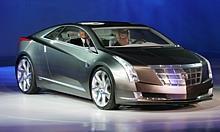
xmin=16 ymin=21 xmax=213 ymax=110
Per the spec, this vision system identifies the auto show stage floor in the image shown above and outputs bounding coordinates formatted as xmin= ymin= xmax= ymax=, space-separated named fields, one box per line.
xmin=0 ymin=66 xmax=220 ymax=131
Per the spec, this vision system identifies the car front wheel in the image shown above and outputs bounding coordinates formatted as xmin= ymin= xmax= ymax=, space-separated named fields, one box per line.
xmin=91 ymin=67 xmax=118 ymax=110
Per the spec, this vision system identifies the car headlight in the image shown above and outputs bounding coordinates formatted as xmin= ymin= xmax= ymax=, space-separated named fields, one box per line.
xmin=113 ymin=56 xmax=139 ymax=82
xmin=205 ymin=58 xmax=213 ymax=79
xmin=195 ymin=53 xmax=213 ymax=79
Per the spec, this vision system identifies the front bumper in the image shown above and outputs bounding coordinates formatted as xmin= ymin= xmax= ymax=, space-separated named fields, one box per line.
xmin=119 ymin=92 xmax=213 ymax=105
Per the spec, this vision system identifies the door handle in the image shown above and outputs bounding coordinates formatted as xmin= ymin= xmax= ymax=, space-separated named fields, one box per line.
xmin=85 ymin=62 xmax=90 ymax=68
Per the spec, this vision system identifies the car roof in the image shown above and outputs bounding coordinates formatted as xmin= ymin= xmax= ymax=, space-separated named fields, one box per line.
xmin=75 ymin=21 xmax=146 ymax=28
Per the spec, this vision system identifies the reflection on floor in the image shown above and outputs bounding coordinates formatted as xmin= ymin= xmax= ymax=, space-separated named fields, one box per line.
xmin=0 ymin=66 xmax=220 ymax=132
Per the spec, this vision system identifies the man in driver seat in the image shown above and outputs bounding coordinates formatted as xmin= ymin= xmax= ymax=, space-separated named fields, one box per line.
xmin=69 ymin=30 xmax=91 ymax=47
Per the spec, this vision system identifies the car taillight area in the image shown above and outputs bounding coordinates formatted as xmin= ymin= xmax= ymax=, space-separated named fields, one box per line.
xmin=19 ymin=37 xmax=30 ymax=42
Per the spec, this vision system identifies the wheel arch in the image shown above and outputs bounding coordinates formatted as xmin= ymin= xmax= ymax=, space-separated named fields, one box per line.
xmin=16 ymin=52 xmax=38 ymax=76
xmin=16 ymin=52 xmax=32 ymax=65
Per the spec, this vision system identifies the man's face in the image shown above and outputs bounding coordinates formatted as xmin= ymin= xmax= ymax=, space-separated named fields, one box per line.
xmin=117 ymin=31 xmax=129 ymax=46
xmin=79 ymin=31 xmax=88 ymax=39
xmin=119 ymin=33 xmax=128 ymax=39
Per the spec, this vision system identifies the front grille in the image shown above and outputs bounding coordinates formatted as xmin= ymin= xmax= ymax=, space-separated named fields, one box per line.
xmin=184 ymin=67 xmax=202 ymax=86
xmin=152 ymin=63 xmax=202 ymax=86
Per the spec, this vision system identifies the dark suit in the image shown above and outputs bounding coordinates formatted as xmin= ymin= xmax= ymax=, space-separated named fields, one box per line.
xmin=68 ymin=38 xmax=84 ymax=46
xmin=68 ymin=38 xmax=90 ymax=47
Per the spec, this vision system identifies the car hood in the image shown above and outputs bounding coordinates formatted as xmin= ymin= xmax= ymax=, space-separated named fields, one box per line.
xmin=103 ymin=46 xmax=202 ymax=65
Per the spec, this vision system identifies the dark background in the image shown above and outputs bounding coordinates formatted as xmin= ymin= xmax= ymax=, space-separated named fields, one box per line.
xmin=1 ymin=0 xmax=220 ymax=65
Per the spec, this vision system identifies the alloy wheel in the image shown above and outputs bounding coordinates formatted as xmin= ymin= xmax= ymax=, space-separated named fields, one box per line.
xmin=91 ymin=70 xmax=111 ymax=107
xmin=17 ymin=58 xmax=32 ymax=92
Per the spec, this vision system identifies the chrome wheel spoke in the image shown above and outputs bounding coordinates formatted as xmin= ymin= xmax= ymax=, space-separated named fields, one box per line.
xmin=101 ymin=72 xmax=106 ymax=82
xmin=22 ymin=60 xmax=27 ymax=70
xmin=26 ymin=79 xmax=31 ymax=87
xmin=95 ymin=73 xmax=102 ymax=84
xmin=19 ymin=82 xmax=23 ymax=91
xmin=104 ymin=91 xmax=110 ymax=99
xmin=25 ymin=73 xmax=32 ymax=80
xmin=23 ymin=79 xmax=27 ymax=90
xmin=96 ymin=92 xmax=102 ymax=102
xmin=101 ymin=94 xmax=106 ymax=105
xmin=104 ymin=78 xmax=110 ymax=89
xmin=18 ymin=75 xmax=24 ymax=83
xmin=92 ymin=78 xmax=99 ymax=92
xmin=25 ymin=73 xmax=31 ymax=87
xmin=92 ymin=86 xmax=99 ymax=91
xmin=17 ymin=68 xmax=25 ymax=73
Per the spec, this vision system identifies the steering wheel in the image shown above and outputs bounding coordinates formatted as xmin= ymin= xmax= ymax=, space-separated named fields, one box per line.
xmin=133 ymin=39 xmax=147 ymax=44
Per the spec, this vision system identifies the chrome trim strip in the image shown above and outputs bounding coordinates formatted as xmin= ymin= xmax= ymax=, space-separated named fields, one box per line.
xmin=120 ymin=97 xmax=168 ymax=101
xmin=38 ymin=76 xmax=86 ymax=92
xmin=92 ymin=26 xmax=150 ymax=30
xmin=197 ymin=94 xmax=210 ymax=100
xmin=202 ymin=78 xmax=213 ymax=84
xmin=120 ymin=97 xmax=137 ymax=101
xmin=197 ymin=88 xmax=213 ymax=99
xmin=150 ymin=63 xmax=202 ymax=68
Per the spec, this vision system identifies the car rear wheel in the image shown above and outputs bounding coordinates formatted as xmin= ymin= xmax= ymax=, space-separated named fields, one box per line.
xmin=16 ymin=56 xmax=39 ymax=94
xmin=91 ymin=67 xmax=118 ymax=110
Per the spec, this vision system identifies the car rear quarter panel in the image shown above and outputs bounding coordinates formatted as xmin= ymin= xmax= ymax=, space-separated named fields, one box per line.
xmin=18 ymin=40 xmax=49 ymax=79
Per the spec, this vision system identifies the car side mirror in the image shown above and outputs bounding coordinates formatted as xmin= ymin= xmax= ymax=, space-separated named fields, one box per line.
xmin=86 ymin=46 xmax=97 ymax=53
xmin=175 ymin=44 xmax=182 ymax=47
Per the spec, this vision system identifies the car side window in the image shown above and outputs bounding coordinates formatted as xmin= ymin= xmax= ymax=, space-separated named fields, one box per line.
xmin=57 ymin=26 xmax=79 ymax=42
xmin=44 ymin=27 xmax=64 ymax=40
xmin=57 ymin=26 xmax=94 ymax=48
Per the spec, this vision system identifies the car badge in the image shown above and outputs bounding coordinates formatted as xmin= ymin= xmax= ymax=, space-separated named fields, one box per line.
xmin=181 ymin=72 xmax=189 ymax=80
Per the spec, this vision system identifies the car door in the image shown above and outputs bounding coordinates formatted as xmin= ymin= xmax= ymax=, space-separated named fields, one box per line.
xmin=44 ymin=26 xmax=98 ymax=95
xmin=33 ymin=26 xmax=65 ymax=89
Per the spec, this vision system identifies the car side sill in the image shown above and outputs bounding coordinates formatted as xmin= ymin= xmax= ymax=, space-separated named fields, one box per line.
xmin=38 ymin=76 xmax=86 ymax=92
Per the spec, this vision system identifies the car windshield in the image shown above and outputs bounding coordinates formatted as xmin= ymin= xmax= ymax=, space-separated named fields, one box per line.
xmin=93 ymin=27 xmax=175 ymax=47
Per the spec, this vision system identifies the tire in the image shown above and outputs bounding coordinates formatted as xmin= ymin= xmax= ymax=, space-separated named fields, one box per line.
xmin=16 ymin=56 xmax=39 ymax=94
xmin=90 ymin=67 xmax=118 ymax=110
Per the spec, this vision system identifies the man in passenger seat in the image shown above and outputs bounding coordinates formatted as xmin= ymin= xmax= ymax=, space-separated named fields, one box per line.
xmin=114 ymin=29 xmax=129 ymax=46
